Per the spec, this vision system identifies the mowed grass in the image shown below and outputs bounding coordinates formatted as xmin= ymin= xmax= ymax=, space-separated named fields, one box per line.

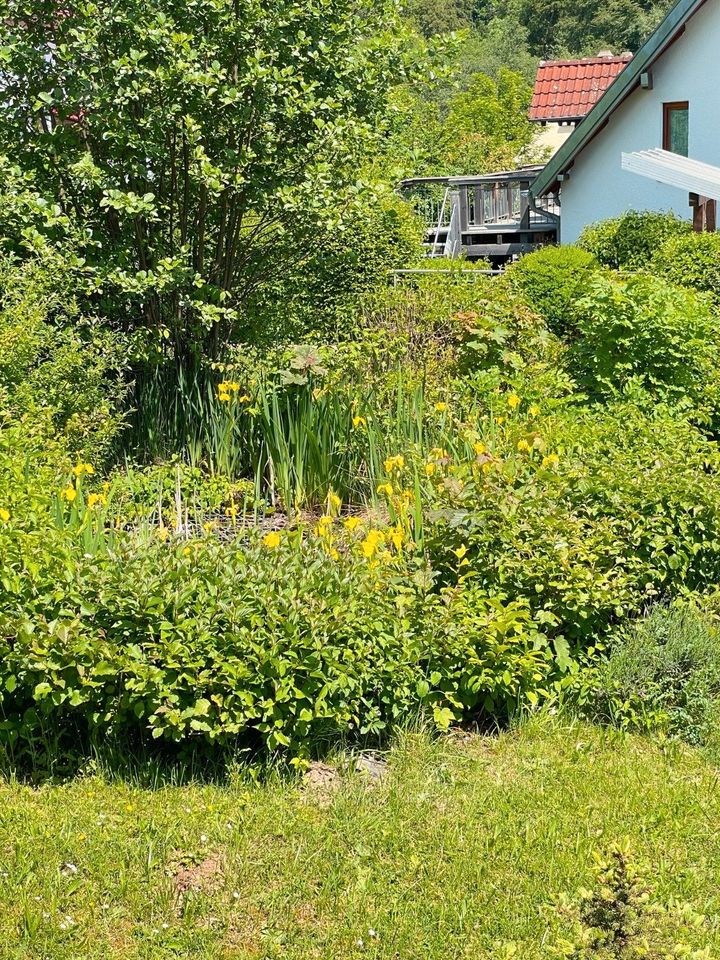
xmin=1 ymin=718 xmax=720 ymax=959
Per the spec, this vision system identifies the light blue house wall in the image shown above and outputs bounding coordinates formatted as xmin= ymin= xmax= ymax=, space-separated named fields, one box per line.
xmin=559 ymin=0 xmax=720 ymax=243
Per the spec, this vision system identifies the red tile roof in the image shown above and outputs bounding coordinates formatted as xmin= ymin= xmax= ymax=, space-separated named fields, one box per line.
xmin=529 ymin=55 xmax=632 ymax=122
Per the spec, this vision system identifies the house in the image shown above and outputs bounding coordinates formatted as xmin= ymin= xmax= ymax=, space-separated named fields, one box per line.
xmin=531 ymin=0 xmax=720 ymax=243
xmin=529 ymin=54 xmax=632 ymax=156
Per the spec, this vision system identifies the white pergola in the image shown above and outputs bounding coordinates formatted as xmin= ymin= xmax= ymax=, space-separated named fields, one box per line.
xmin=621 ymin=148 xmax=720 ymax=201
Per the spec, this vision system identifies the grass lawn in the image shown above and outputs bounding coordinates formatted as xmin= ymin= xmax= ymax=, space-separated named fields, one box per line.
xmin=1 ymin=718 xmax=719 ymax=959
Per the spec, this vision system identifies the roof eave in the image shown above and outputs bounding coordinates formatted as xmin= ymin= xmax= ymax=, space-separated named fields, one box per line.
xmin=530 ymin=0 xmax=707 ymax=199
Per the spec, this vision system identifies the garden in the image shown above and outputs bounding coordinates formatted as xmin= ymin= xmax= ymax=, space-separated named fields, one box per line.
xmin=2 ymin=0 xmax=720 ymax=955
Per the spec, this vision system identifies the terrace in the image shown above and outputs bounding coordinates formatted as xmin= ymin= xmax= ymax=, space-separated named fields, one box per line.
xmin=400 ymin=165 xmax=559 ymax=263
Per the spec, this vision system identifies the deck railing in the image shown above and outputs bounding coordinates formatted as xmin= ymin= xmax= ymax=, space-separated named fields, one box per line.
xmin=400 ymin=168 xmax=559 ymax=234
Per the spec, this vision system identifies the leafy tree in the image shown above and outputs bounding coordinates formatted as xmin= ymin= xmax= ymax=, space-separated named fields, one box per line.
xmin=517 ymin=0 xmax=674 ymax=58
xmin=405 ymin=0 xmax=475 ymax=37
xmin=0 ymin=0 xmax=403 ymax=360
xmin=386 ymin=65 xmax=535 ymax=177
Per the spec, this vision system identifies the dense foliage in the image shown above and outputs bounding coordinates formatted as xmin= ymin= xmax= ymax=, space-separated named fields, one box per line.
xmin=590 ymin=605 xmax=720 ymax=747
xmin=0 ymin=0 xmax=404 ymax=356
xmin=651 ymin=230 xmax=720 ymax=301
xmin=509 ymin=245 xmax=599 ymax=337
xmin=2 ymin=0 xmax=720 ymax=768
xmin=577 ymin=210 xmax=692 ymax=270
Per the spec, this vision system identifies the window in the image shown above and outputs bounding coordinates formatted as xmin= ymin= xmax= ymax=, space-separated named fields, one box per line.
xmin=663 ymin=101 xmax=689 ymax=156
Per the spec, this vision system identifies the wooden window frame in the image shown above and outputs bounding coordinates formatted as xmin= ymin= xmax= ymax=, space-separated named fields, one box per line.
xmin=663 ymin=101 xmax=689 ymax=154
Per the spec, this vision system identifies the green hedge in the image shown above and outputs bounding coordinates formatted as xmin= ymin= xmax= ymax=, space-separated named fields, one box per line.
xmin=509 ymin=245 xmax=599 ymax=337
xmin=568 ymin=272 xmax=720 ymax=415
xmin=651 ymin=231 xmax=720 ymax=300
xmin=578 ymin=211 xmax=691 ymax=270
xmin=424 ymin=401 xmax=720 ymax=647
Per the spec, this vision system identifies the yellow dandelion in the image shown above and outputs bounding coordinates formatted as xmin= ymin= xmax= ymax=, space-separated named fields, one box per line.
xmin=473 ymin=441 xmax=486 ymax=456
xmin=262 ymin=530 xmax=282 ymax=549
xmin=424 ymin=462 xmax=436 ymax=476
xmin=495 ymin=416 xmax=505 ymax=425
xmin=517 ymin=439 xmax=531 ymax=453
xmin=352 ymin=415 xmax=367 ymax=429
xmin=434 ymin=402 xmax=448 ymax=413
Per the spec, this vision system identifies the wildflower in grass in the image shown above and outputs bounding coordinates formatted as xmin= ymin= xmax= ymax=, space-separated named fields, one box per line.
xmin=239 ymin=394 xmax=251 ymax=402
xmin=352 ymin=415 xmax=366 ymax=429
xmin=376 ymin=482 xmax=394 ymax=497
xmin=434 ymin=402 xmax=448 ymax=413
xmin=507 ymin=394 xmax=521 ymax=410
xmin=517 ymin=439 xmax=531 ymax=453
xmin=424 ymin=462 xmax=435 ymax=476
xmin=315 ymin=515 xmax=334 ymax=537
xmin=495 ymin=416 xmax=505 ymax=425
xmin=327 ymin=490 xmax=342 ymax=514
xmin=72 ymin=462 xmax=94 ymax=477
xmin=62 ymin=485 xmax=77 ymax=502
xmin=384 ymin=455 xmax=405 ymax=474
xmin=360 ymin=529 xmax=384 ymax=559
xmin=262 ymin=530 xmax=282 ymax=549
xmin=329 ymin=548 xmax=340 ymax=561
xmin=529 ymin=404 xmax=540 ymax=417
xmin=542 ymin=453 xmax=560 ymax=469
xmin=0 ymin=508 xmax=9 ymax=522
xmin=343 ymin=516 xmax=362 ymax=532
xmin=87 ymin=493 xmax=107 ymax=508
xmin=389 ymin=525 xmax=405 ymax=552
xmin=218 ymin=391 xmax=231 ymax=402
xmin=473 ymin=441 xmax=486 ymax=456
xmin=429 ymin=447 xmax=449 ymax=463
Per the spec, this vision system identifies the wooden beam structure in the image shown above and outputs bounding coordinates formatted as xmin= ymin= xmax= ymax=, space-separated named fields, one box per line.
xmin=399 ymin=165 xmax=559 ymax=264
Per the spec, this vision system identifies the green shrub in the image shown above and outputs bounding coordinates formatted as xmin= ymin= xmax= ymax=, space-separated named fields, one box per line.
xmin=509 ymin=245 xmax=599 ymax=337
xmin=591 ymin=605 xmax=720 ymax=745
xmin=568 ymin=273 xmax=720 ymax=414
xmin=424 ymin=400 xmax=720 ymax=648
xmin=578 ymin=210 xmax=691 ymax=270
xmin=651 ymin=230 xmax=720 ymax=300
xmin=0 ymin=253 xmax=127 ymax=461
xmin=235 ymin=191 xmax=425 ymax=345
xmin=0 ymin=530 xmax=560 ymax=764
